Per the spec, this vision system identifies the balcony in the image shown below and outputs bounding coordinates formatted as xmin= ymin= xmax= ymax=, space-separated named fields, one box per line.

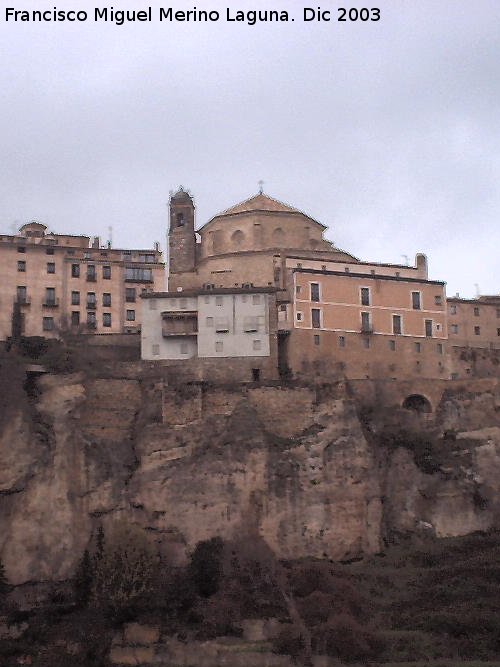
xmin=161 ymin=311 xmax=198 ymax=337
xmin=15 ymin=296 xmax=31 ymax=306
xmin=361 ymin=326 xmax=374 ymax=334
xmin=43 ymin=298 xmax=59 ymax=308
xmin=86 ymin=302 xmax=97 ymax=310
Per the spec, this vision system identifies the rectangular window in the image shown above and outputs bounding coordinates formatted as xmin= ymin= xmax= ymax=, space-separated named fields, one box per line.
xmin=149 ymin=299 xmax=157 ymax=310
xmin=437 ymin=343 xmax=443 ymax=355
xmin=434 ymin=295 xmax=442 ymax=305
xmin=103 ymin=313 xmax=112 ymax=327
xmin=361 ymin=311 xmax=371 ymax=333
xmin=42 ymin=317 xmax=54 ymax=331
xmin=425 ymin=319 xmax=433 ymax=337
xmin=87 ymin=265 xmax=96 ymax=281
xmin=215 ymin=341 xmax=223 ymax=352
xmin=215 ymin=317 xmax=230 ymax=333
xmin=17 ymin=260 xmax=26 ymax=272
xmin=45 ymin=287 xmax=56 ymax=305
xmin=295 ymin=285 xmax=301 ymax=295
xmin=389 ymin=340 xmax=396 ymax=351
xmin=204 ymin=295 xmax=211 ymax=303
xmin=102 ymin=265 xmax=111 ymax=279
xmin=451 ymin=324 xmax=459 ymax=334
xmin=152 ymin=344 xmax=160 ymax=356
xmin=415 ymin=342 xmax=421 ymax=353
xmin=16 ymin=286 xmax=27 ymax=304
xmin=101 ymin=293 xmax=110 ymax=307
xmin=450 ymin=305 xmax=457 ymax=315
xmin=252 ymin=294 xmax=261 ymax=304
xmin=313 ymin=334 xmax=320 ymax=346
xmin=474 ymin=307 xmax=480 ymax=316
xmin=496 ymin=308 xmax=500 ymax=318
xmin=474 ymin=326 xmax=480 ymax=335
xmin=206 ymin=316 xmax=214 ymax=327
xmin=253 ymin=339 xmax=262 ymax=351
xmin=71 ymin=311 xmax=80 ymax=326
xmin=338 ymin=335 xmax=346 ymax=348
xmin=126 ymin=310 xmax=135 ymax=321
xmin=47 ymin=262 xmax=55 ymax=274
xmin=412 ymin=291 xmax=421 ymax=310
xmin=215 ymin=296 xmax=223 ymax=306
xmin=243 ymin=316 xmax=259 ymax=332
xmin=296 ymin=312 xmax=303 ymax=321
xmin=311 ymin=308 xmax=321 ymax=329
xmin=87 ymin=292 xmax=96 ymax=308
xmin=17 ymin=246 xmax=25 ymax=253
xmin=87 ymin=311 xmax=96 ymax=327
xmin=392 ymin=314 xmax=402 ymax=335
xmin=124 ymin=267 xmax=152 ymax=282
xmin=310 ymin=283 xmax=320 ymax=302
xmin=360 ymin=287 xmax=370 ymax=306
xmin=71 ymin=291 xmax=80 ymax=305
xmin=497 ymin=328 xmax=500 ymax=337
xmin=46 ymin=247 xmax=54 ymax=255
xmin=125 ymin=288 xmax=136 ymax=303
xmin=71 ymin=264 xmax=80 ymax=277
xmin=180 ymin=342 xmax=188 ymax=354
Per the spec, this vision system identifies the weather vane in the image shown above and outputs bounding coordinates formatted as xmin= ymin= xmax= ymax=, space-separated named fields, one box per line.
xmin=258 ymin=180 xmax=264 ymax=194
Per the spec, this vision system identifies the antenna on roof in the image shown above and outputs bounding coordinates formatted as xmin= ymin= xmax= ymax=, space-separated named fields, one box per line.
xmin=108 ymin=226 xmax=113 ymax=249
xmin=401 ymin=254 xmax=409 ymax=266
xmin=258 ymin=180 xmax=264 ymax=194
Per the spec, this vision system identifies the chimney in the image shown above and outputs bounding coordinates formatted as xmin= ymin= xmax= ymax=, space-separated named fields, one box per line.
xmin=92 ymin=236 xmax=100 ymax=249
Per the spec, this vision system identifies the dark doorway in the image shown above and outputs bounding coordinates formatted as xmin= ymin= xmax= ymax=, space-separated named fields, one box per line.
xmin=252 ymin=368 xmax=260 ymax=382
xmin=402 ymin=394 xmax=432 ymax=413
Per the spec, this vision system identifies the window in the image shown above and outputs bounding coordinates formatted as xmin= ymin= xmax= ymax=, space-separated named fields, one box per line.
xmin=311 ymin=308 xmax=321 ymax=328
xmin=310 ymin=283 xmax=320 ymax=302
xmin=296 ymin=312 xmax=303 ymax=321
xmin=71 ymin=264 xmax=80 ymax=277
xmin=124 ymin=288 xmax=135 ymax=303
xmin=152 ymin=344 xmax=160 ymax=356
xmin=103 ymin=265 xmax=111 ymax=279
xmin=363 ymin=337 xmax=370 ymax=349
xmin=497 ymin=328 xmax=500 ymax=337
xmin=474 ymin=326 xmax=481 ymax=335
xmin=87 ymin=311 xmax=96 ymax=327
xmin=206 ymin=316 xmax=214 ymax=327
xmin=204 ymin=295 xmax=210 ymax=303
xmin=87 ymin=292 xmax=96 ymax=308
xmin=46 ymin=247 xmax=54 ymax=255
xmin=71 ymin=291 xmax=80 ymax=305
xmin=124 ymin=267 xmax=152 ymax=282
xmin=17 ymin=246 xmax=25 ymax=253
xmin=474 ymin=307 xmax=480 ymax=316
xmin=450 ymin=305 xmax=457 ymax=315
xmin=253 ymin=339 xmax=262 ymax=351
xmin=16 ymin=286 xmax=27 ymax=304
xmin=149 ymin=299 xmax=157 ymax=310
xmin=87 ymin=265 xmax=96 ymax=281
xmin=103 ymin=313 xmax=112 ymax=327
xmin=496 ymin=308 xmax=500 ymax=319
xmin=47 ymin=262 xmax=55 ymax=274
xmin=361 ymin=311 xmax=371 ymax=332
xmin=434 ymin=295 xmax=442 ymax=305
xmin=360 ymin=287 xmax=370 ymax=306
xmin=313 ymin=334 xmax=320 ymax=346
xmin=437 ymin=343 xmax=443 ymax=355
xmin=415 ymin=342 xmax=421 ymax=353
xmin=252 ymin=294 xmax=261 ymax=305
xmin=389 ymin=340 xmax=396 ymax=351
xmin=42 ymin=317 xmax=54 ymax=331
xmin=17 ymin=260 xmax=25 ymax=272
xmin=338 ymin=336 xmax=346 ymax=347
xmin=412 ymin=291 xmax=421 ymax=310
xmin=45 ymin=287 xmax=56 ymax=306
xmin=215 ymin=317 xmax=230 ymax=333
xmin=71 ymin=311 xmax=80 ymax=326
xmin=451 ymin=324 xmax=459 ymax=334
xmin=180 ymin=342 xmax=188 ymax=354
xmin=392 ymin=314 xmax=402 ymax=335
xmin=425 ymin=319 xmax=433 ymax=337
xmin=296 ymin=285 xmax=301 ymax=295
xmin=215 ymin=341 xmax=223 ymax=352
xmin=215 ymin=296 xmax=223 ymax=306
xmin=138 ymin=253 xmax=155 ymax=263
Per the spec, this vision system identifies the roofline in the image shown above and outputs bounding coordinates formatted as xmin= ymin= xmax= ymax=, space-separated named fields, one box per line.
xmin=293 ymin=268 xmax=445 ymax=286
xmin=447 ymin=296 xmax=500 ymax=304
xmin=142 ymin=287 xmax=278 ymax=298
xmin=198 ymin=208 xmax=326 ymax=232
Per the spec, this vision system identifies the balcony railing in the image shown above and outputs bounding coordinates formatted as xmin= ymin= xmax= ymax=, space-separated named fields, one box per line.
xmin=15 ymin=296 xmax=31 ymax=306
xmin=86 ymin=302 xmax=97 ymax=310
xmin=43 ymin=298 xmax=59 ymax=308
xmin=361 ymin=325 xmax=374 ymax=334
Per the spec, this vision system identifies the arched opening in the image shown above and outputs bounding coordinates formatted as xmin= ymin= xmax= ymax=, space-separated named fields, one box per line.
xmin=231 ymin=229 xmax=245 ymax=247
xmin=402 ymin=394 xmax=432 ymax=413
xmin=176 ymin=212 xmax=185 ymax=227
xmin=272 ymin=227 xmax=285 ymax=245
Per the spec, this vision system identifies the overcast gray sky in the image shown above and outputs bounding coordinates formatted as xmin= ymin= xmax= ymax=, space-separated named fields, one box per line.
xmin=1 ymin=0 xmax=499 ymax=297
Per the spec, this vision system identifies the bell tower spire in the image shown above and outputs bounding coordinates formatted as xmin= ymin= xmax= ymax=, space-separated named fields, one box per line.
xmin=168 ymin=187 xmax=196 ymax=278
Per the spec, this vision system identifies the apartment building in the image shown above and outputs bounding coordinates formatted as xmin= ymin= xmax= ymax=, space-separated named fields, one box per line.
xmin=447 ymin=295 xmax=500 ymax=349
xmin=0 ymin=222 xmax=164 ymax=340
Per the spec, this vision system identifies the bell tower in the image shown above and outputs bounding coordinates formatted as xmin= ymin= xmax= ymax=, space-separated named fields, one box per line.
xmin=168 ymin=187 xmax=196 ymax=279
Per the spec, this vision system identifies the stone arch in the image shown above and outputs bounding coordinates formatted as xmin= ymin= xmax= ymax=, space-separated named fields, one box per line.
xmin=272 ymin=227 xmax=285 ymax=245
xmin=231 ymin=229 xmax=245 ymax=247
xmin=402 ymin=394 xmax=432 ymax=413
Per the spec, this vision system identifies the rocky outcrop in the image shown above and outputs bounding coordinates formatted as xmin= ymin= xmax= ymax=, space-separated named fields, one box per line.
xmin=0 ymin=365 xmax=499 ymax=587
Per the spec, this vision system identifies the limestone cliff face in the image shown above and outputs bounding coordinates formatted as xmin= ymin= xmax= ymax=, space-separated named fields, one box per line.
xmin=0 ymin=368 xmax=499 ymax=586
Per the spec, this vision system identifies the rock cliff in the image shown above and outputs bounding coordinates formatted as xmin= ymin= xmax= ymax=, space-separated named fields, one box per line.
xmin=0 ymin=364 xmax=499 ymax=587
